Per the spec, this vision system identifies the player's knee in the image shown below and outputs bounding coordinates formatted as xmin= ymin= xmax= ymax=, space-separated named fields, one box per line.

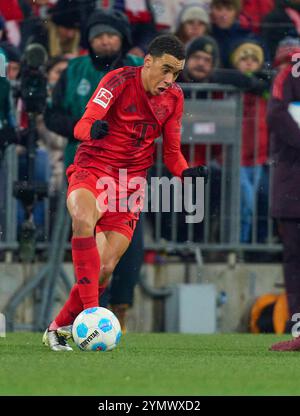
xmin=72 ymin=212 xmax=95 ymax=236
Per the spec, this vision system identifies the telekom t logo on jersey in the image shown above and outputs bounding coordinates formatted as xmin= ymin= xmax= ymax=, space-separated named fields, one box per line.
xmin=93 ymin=87 xmax=113 ymax=108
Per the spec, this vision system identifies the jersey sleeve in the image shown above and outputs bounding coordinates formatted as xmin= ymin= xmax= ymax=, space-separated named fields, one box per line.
xmin=162 ymin=90 xmax=189 ymax=177
xmin=73 ymin=69 xmax=125 ymax=141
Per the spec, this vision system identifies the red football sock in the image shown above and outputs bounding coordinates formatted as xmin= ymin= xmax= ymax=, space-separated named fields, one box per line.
xmin=72 ymin=236 xmax=100 ymax=309
xmin=51 ymin=284 xmax=83 ymax=328
xmin=51 ymin=283 xmax=107 ymax=330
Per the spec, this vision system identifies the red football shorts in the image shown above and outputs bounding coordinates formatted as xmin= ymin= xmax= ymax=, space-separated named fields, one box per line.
xmin=66 ymin=164 xmax=146 ymax=241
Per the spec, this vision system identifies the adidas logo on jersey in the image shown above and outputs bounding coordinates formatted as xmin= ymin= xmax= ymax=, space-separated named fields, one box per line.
xmin=78 ymin=277 xmax=91 ymax=285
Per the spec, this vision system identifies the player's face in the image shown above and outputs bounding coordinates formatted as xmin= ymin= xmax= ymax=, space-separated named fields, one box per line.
xmin=143 ymin=53 xmax=185 ymax=96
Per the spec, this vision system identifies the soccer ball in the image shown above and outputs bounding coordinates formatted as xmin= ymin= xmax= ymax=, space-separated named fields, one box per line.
xmin=72 ymin=307 xmax=122 ymax=351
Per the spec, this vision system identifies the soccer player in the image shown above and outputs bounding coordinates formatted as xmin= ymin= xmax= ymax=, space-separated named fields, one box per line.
xmin=45 ymin=8 xmax=144 ymax=335
xmin=43 ymin=34 xmax=208 ymax=351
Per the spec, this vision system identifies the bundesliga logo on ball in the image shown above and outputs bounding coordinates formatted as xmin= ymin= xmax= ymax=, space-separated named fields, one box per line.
xmin=72 ymin=307 xmax=122 ymax=352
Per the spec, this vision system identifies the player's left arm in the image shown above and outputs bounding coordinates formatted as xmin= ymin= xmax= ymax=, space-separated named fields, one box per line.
xmin=162 ymin=90 xmax=208 ymax=182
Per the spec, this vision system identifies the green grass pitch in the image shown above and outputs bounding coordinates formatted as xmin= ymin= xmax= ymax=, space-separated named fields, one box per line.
xmin=1 ymin=332 xmax=300 ymax=396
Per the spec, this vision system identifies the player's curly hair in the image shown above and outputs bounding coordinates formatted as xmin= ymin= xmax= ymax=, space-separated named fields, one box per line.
xmin=148 ymin=35 xmax=185 ymax=61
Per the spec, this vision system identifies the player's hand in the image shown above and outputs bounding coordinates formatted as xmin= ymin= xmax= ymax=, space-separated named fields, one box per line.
xmin=90 ymin=120 xmax=109 ymax=140
xmin=182 ymin=165 xmax=209 ymax=184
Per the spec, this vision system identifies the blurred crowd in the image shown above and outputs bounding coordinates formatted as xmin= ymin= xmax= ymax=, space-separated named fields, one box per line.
xmin=1 ymin=0 xmax=300 ymax=245
xmin=2 ymin=0 xmax=300 ymax=331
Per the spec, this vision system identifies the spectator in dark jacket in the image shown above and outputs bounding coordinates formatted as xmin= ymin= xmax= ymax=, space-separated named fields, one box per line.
xmin=268 ymin=39 xmax=300 ymax=351
xmin=262 ymin=0 xmax=300 ymax=61
xmin=84 ymin=0 xmax=157 ymax=56
xmin=175 ymin=3 xmax=210 ymax=46
xmin=178 ymin=36 xmax=221 ymax=167
xmin=230 ymin=40 xmax=269 ymax=243
xmin=179 ymin=35 xmax=272 ymax=243
xmin=180 ymin=35 xmax=271 ymax=93
xmin=211 ymin=0 xmax=252 ymax=67
xmin=47 ymin=0 xmax=81 ymax=58
xmin=179 ymin=35 xmax=219 ymax=84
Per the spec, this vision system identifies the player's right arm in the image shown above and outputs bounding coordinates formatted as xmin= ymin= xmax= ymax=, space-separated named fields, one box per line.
xmin=74 ymin=69 xmax=124 ymax=141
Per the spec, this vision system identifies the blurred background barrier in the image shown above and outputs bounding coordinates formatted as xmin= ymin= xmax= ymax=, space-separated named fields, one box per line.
xmin=0 ymin=0 xmax=296 ymax=337
xmin=0 ymin=85 xmax=281 ymax=256
xmin=0 ymin=84 xmax=283 ymax=334
xmin=146 ymin=84 xmax=280 ymax=254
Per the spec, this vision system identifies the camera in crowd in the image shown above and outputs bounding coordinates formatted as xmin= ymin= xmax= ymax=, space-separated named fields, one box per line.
xmin=19 ymin=43 xmax=48 ymax=114
xmin=13 ymin=43 xmax=49 ymax=260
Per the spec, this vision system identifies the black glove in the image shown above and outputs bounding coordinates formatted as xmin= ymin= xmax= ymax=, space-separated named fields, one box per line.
xmin=90 ymin=120 xmax=109 ymax=140
xmin=182 ymin=165 xmax=209 ymax=184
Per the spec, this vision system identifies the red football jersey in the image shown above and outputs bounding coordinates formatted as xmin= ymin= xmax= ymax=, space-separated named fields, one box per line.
xmin=74 ymin=66 xmax=189 ymax=177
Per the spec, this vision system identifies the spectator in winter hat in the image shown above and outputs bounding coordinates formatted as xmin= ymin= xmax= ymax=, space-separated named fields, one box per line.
xmin=179 ymin=35 xmax=219 ymax=82
xmin=180 ymin=34 xmax=271 ymax=91
xmin=231 ymin=40 xmax=264 ymax=73
xmin=230 ymin=39 xmax=270 ymax=243
xmin=48 ymin=0 xmax=81 ymax=57
xmin=175 ymin=4 xmax=210 ymax=45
